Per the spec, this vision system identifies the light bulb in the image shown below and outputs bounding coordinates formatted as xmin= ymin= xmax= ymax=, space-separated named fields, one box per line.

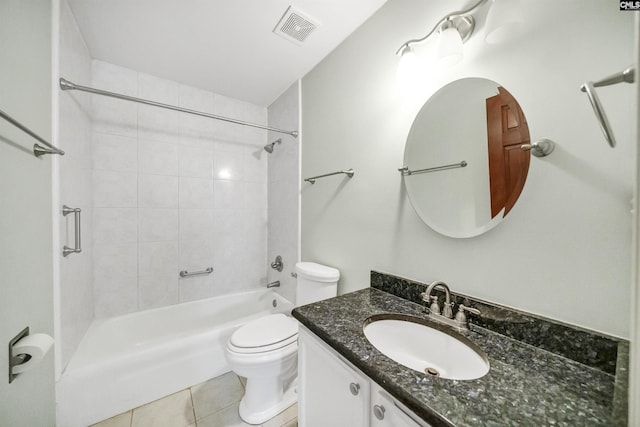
xmin=436 ymin=27 xmax=463 ymax=67
xmin=396 ymin=45 xmax=423 ymax=94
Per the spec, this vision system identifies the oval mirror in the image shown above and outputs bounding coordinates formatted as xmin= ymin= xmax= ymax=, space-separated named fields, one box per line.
xmin=403 ymin=78 xmax=530 ymax=238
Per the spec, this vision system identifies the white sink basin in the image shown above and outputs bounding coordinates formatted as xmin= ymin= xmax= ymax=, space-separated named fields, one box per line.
xmin=363 ymin=315 xmax=490 ymax=380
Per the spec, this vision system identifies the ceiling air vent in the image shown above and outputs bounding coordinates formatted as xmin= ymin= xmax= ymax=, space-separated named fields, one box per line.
xmin=273 ymin=6 xmax=318 ymax=45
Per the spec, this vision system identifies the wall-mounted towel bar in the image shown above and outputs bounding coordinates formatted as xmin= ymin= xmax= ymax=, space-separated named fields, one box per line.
xmin=0 ymin=108 xmax=65 ymax=157
xmin=59 ymin=78 xmax=298 ymax=138
xmin=304 ymin=169 xmax=354 ymax=184
xmin=179 ymin=267 xmax=213 ymax=278
xmin=580 ymin=66 xmax=635 ymax=148
xmin=398 ymin=161 xmax=467 ymax=176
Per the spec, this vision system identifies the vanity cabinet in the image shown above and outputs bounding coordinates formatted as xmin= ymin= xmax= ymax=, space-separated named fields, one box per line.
xmin=299 ymin=326 xmax=430 ymax=427
xmin=298 ymin=326 xmax=370 ymax=426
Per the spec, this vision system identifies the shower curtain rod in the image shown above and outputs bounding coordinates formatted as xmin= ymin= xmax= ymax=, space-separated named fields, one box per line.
xmin=59 ymin=78 xmax=299 ymax=138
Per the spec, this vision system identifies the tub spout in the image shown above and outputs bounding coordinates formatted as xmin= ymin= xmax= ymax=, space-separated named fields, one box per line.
xmin=267 ymin=281 xmax=280 ymax=288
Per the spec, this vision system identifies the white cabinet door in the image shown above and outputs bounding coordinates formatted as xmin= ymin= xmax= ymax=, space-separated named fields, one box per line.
xmin=371 ymin=383 xmax=432 ymax=427
xmin=299 ymin=326 xmax=370 ymax=427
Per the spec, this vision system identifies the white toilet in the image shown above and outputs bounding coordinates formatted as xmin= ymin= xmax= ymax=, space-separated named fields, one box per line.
xmin=225 ymin=262 xmax=339 ymax=425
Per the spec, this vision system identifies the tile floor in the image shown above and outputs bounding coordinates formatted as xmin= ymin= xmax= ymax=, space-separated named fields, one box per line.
xmin=90 ymin=372 xmax=297 ymax=427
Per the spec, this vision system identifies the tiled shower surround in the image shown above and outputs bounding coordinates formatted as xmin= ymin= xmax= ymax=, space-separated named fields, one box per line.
xmin=58 ymin=0 xmax=282 ymax=370
xmin=57 ymin=0 xmax=300 ymax=374
xmin=90 ymin=60 xmax=269 ymax=318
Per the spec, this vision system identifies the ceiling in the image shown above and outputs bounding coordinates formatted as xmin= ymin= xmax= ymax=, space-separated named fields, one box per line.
xmin=66 ymin=0 xmax=388 ymax=107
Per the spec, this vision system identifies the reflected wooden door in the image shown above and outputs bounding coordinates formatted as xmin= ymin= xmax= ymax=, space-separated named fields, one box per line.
xmin=486 ymin=87 xmax=531 ymax=218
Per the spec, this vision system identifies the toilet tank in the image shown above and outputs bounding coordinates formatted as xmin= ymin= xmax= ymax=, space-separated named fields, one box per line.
xmin=295 ymin=262 xmax=339 ymax=306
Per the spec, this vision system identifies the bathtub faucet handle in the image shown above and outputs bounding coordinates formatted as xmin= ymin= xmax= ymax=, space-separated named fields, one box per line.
xmin=270 ymin=256 xmax=283 ymax=272
xmin=267 ymin=281 xmax=280 ymax=288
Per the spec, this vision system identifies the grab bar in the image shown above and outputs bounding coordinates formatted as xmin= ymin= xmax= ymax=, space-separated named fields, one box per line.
xmin=0 ymin=108 xmax=65 ymax=157
xmin=580 ymin=66 xmax=635 ymax=148
xmin=179 ymin=267 xmax=213 ymax=278
xmin=398 ymin=161 xmax=467 ymax=176
xmin=62 ymin=205 xmax=81 ymax=257
xmin=304 ymin=169 xmax=354 ymax=184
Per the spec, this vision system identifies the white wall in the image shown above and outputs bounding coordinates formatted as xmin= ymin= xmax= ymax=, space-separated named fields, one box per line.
xmin=301 ymin=0 xmax=635 ymax=337
xmin=267 ymin=82 xmax=301 ymax=303
xmin=0 ymin=0 xmax=56 ymax=424
xmin=58 ymin=0 xmax=94 ymax=370
xmin=90 ymin=60 xmax=269 ymax=318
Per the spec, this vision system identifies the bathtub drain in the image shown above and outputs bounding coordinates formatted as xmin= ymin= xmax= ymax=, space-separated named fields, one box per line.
xmin=272 ymin=299 xmax=277 ymax=308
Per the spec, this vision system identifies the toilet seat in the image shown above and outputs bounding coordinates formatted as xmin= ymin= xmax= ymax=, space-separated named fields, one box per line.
xmin=229 ymin=313 xmax=298 ymax=354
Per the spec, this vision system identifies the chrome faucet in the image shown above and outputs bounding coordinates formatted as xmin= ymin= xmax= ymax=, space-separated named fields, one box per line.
xmin=420 ymin=281 xmax=480 ymax=331
xmin=267 ymin=280 xmax=280 ymax=288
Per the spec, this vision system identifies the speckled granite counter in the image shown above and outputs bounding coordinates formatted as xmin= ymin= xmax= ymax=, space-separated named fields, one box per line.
xmin=292 ymin=286 xmax=627 ymax=426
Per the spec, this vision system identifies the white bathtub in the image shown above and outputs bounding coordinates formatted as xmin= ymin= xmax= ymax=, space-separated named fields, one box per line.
xmin=56 ymin=289 xmax=293 ymax=427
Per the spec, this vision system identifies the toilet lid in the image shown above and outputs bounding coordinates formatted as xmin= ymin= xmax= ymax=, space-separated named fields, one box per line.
xmin=230 ymin=314 xmax=298 ymax=351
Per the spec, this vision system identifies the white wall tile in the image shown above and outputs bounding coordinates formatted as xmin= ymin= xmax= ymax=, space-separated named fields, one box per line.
xmin=243 ymin=181 xmax=267 ymax=211
xmin=92 ymin=60 xmax=138 ymax=94
xmin=213 ymin=150 xmax=243 ymax=181
xmin=138 ymin=273 xmax=179 ymax=310
xmin=214 ymin=180 xmax=243 ymax=210
xmin=92 ymin=132 xmax=137 ymax=172
xmin=139 ymin=174 xmax=179 ymax=208
xmin=138 ymin=106 xmax=180 ymax=144
xmin=94 ymin=275 xmax=138 ymax=318
xmin=93 ymin=241 xmax=138 ymax=279
xmin=179 ymin=274 xmax=214 ymax=303
xmin=59 ymin=94 xmax=91 ymax=171
xmin=179 ymin=85 xmax=214 ymax=139
xmin=180 ymin=209 xmax=214 ymax=240
xmin=94 ymin=208 xmax=137 ymax=243
xmin=244 ymin=209 xmax=268 ymax=288
xmin=139 ymin=208 xmax=179 ymax=242
xmin=93 ymin=242 xmax=138 ymax=318
xmin=243 ymin=146 xmax=268 ymax=182
xmin=59 ymin=1 xmax=95 ymax=368
xmin=139 ymin=241 xmax=179 ymax=276
xmin=93 ymin=170 xmax=137 ymax=207
xmin=138 ymin=139 xmax=179 ymax=175
xmin=138 ymin=73 xmax=180 ymax=143
xmin=91 ymin=97 xmax=138 ymax=138
xmin=85 ymin=60 xmax=274 ymax=315
xmin=214 ymin=140 xmax=244 ymax=154
xmin=267 ymin=83 xmax=300 ymax=304
xmin=213 ymin=209 xmax=245 ymax=295
xmin=138 ymin=73 xmax=180 ymax=104
xmin=179 ymin=177 xmax=214 ymax=209
xmin=212 ymin=94 xmax=266 ymax=145
xmin=179 ymin=145 xmax=213 ymax=178
xmin=62 ymin=167 xmax=92 ymax=208
xmin=91 ymin=60 xmax=138 ymax=138
xmin=179 ymin=239 xmax=214 ymax=271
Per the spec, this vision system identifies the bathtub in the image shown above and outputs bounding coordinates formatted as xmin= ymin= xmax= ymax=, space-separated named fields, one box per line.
xmin=56 ymin=289 xmax=293 ymax=427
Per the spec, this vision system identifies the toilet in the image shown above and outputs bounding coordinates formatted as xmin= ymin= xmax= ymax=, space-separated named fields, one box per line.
xmin=225 ymin=262 xmax=339 ymax=425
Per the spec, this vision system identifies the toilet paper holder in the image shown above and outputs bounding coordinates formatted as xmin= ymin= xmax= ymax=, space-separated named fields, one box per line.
xmin=9 ymin=327 xmax=30 ymax=383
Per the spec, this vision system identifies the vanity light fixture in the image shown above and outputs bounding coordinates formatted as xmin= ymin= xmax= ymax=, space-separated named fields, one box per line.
xmin=395 ymin=0 xmax=521 ymax=76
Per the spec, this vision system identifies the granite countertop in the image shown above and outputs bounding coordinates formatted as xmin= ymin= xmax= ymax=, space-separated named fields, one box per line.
xmin=292 ymin=287 xmax=622 ymax=427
